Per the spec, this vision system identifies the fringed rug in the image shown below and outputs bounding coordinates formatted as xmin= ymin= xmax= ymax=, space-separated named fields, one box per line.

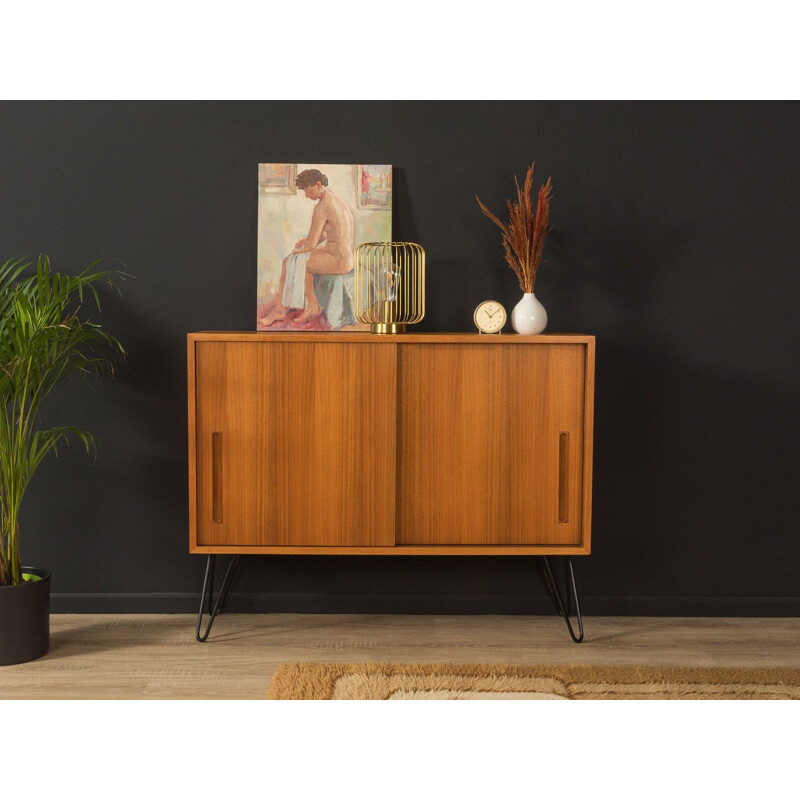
xmin=266 ymin=662 xmax=800 ymax=700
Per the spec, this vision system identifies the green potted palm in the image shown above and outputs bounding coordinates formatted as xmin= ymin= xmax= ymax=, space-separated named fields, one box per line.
xmin=0 ymin=256 xmax=124 ymax=665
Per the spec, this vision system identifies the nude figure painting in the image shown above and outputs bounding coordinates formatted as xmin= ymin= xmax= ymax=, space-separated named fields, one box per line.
xmin=257 ymin=163 xmax=392 ymax=331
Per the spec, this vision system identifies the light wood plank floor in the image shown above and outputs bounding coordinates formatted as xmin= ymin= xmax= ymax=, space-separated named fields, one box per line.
xmin=1 ymin=614 xmax=798 ymax=699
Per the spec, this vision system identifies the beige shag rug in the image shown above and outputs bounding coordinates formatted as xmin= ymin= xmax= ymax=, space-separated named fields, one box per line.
xmin=266 ymin=662 xmax=800 ymax=700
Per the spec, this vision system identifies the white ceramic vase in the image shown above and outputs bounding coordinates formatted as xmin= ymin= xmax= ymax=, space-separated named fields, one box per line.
xmin=511 ymin=292 xmax=547 ymax=334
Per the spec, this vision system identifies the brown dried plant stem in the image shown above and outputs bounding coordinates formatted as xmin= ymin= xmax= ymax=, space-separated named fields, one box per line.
xmin=476 ymin=163 xmax=553 ymax=293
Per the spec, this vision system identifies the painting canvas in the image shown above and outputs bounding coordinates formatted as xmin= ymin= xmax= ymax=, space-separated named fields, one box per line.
xmin=257 ymin=163 xmax=392 ymax=331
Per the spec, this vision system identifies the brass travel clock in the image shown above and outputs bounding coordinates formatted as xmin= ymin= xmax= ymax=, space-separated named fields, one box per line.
xmin=473 ymin=300 xmax=506 ymax=334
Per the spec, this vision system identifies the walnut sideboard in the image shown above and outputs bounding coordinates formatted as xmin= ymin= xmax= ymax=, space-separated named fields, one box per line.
xmin=187 ymin=332 xmax=595 ymax=641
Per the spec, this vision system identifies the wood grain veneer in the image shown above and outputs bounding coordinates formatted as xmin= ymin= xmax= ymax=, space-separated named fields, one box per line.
xmin=188 ymin=333 xmax=594 ymax=554
xmin=190 ymin=544 xmax=590 ymax=555
xmin=189 ymin=332 xmax=592 ymax=344
xmin=397 ymin=343 xmax=585 ymax=546
xmin=580 ymin=337 xmax=595 ymax=553
xmin=193 ymin=340 xmax=396 ymax=547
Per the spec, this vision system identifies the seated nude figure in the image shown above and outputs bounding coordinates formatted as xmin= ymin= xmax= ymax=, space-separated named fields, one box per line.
xmin=259 ymin=168 xmax=356 ymax=327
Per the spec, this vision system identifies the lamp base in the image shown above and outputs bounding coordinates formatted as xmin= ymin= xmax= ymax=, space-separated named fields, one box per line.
xmin=371 ymin=322 xmax=408 ymax=335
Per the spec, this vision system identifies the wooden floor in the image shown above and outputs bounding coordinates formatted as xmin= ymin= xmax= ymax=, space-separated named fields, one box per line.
xmin=2 ymin=614 xmax=799 ymax=699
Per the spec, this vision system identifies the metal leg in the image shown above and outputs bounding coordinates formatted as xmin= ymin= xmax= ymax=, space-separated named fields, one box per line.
xmin=539 ymin=556 xmax=584 ymax=643
xmin=196 ymin=554 xmax=241 ymax=642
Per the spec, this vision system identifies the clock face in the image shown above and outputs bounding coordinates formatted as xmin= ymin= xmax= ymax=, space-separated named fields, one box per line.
xmin=474 ymin=300 xmax=507 ymax=333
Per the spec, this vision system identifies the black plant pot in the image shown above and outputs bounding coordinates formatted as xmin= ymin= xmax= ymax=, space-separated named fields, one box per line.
xmin=0 ymin=567 xmax=50 ymax=666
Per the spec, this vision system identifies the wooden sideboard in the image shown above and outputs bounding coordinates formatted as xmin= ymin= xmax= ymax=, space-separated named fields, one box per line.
xmin=188 ymin=332 xmax=594 ymax=557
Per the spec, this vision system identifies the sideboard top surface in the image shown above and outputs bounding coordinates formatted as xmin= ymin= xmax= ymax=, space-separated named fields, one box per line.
xmin=188 ymin=332 xmax=594 ymax=344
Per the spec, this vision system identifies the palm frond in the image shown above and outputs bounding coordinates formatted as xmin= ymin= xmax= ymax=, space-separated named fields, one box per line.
xmin=0 ymin=255 xmax=125 ymax=585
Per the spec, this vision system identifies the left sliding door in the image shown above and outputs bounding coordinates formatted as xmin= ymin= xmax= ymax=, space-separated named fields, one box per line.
xmin=193 ymin=341 xmax=397 ymax=548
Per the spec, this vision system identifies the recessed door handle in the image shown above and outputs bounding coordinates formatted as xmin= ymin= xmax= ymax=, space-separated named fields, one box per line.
xmin=558 ymin=432 xmax=569 ymax=523
xmin=212 ymin=432 xmax=222 ymax=523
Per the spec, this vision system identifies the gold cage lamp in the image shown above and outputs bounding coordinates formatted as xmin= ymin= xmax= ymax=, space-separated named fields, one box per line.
xmin=355 ymin=242 xmax=425 ymax=334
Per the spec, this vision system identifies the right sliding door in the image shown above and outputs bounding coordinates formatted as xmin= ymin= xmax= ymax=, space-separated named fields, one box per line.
xmin=397 ymin=342 xmax=587 ymax=546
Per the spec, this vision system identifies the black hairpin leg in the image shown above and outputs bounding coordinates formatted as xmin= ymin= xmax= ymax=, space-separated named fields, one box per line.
xmin=196 ymin=554 xmax=241 ymax=642
xmin=539 ymin=556 xmax=584 ymax=643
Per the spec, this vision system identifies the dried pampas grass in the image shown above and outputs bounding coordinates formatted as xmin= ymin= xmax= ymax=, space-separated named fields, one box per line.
xmin=476 ymin=162 xmax=553 ymax=293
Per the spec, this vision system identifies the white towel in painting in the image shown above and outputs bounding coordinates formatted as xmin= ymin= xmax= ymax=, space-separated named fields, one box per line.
xmin=281 ymin=252 xmax=309 ymax=309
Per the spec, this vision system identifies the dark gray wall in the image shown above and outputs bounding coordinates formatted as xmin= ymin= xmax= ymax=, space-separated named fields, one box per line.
xmin=2 ymin=101 xmax=798 ymax=615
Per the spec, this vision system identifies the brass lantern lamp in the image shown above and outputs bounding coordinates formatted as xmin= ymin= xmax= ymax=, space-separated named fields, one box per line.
xmin=355 ymin=242 xmax=425 ymax=334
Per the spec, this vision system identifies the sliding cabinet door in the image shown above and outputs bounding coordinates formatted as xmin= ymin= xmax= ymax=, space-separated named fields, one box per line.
xmin=194 ymin=341 xmax=396 ymax=547
xmin=397 ymin=343 xmax=587 ymax=546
